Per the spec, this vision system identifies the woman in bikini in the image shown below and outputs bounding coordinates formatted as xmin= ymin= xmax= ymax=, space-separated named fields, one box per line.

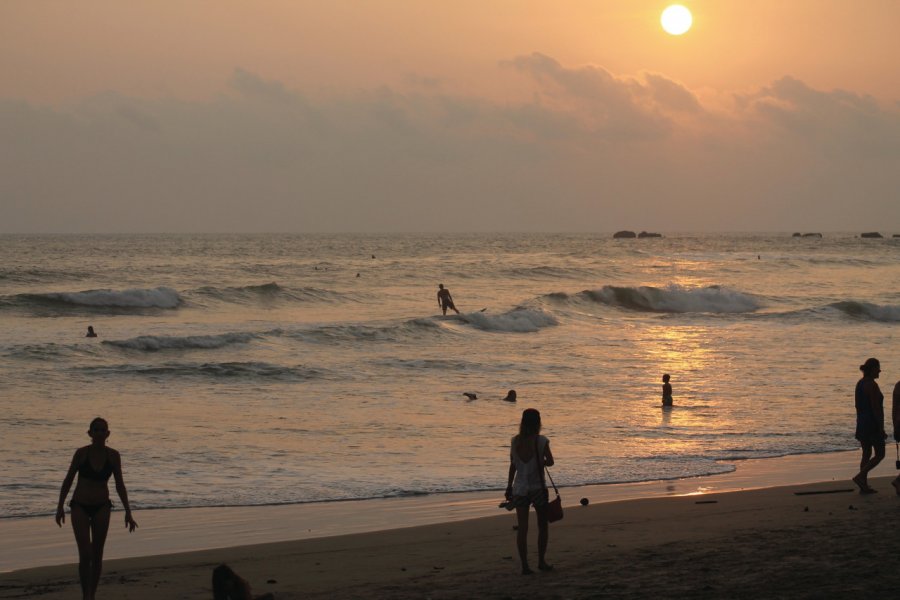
xmin=56 ymin=417 xmax=138 ymax=600
xmin=504 ymin=408 xmax=554 ymax=575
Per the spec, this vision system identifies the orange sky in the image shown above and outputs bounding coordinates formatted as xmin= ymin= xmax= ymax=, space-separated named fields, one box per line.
xmin=2 ymin=1 xmax=898 ymax=103
xmin=1 ymin=1 xmax=898 ymax=232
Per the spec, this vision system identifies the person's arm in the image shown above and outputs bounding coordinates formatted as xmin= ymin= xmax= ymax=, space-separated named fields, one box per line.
xmin=111 ymin=450 xmax=138 ymax=532
xmin=55 ymin=450 xmax=82 ymax=526
xmin=437 ymin=292 xmax=442 ymax=309
xmin=506 ymin=461 xmax=516 ymax=499
xmin=542 ymin=439 xmax=554 ymax=468
xmin=893 ymin=382 xmax=900 ymax=442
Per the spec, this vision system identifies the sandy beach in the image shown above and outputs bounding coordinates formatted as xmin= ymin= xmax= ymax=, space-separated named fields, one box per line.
xmin=4 ymin=452 xmax=900 ymax=599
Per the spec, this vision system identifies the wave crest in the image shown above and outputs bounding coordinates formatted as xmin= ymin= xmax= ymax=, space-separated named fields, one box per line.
xmin=77 ymin=361 xmax=322 ymax=381
xmin=462 ymin=308 xmax=558 ymax=332
xmin=830 ymin=301 xmax=900 ymax=322
xmin=582 ymin=285 xmax=760 ymax=313
xmin=104 ymin=332 xmax=256 ymax=351
xmin=8 ymin=287 xmax=182 ymax=310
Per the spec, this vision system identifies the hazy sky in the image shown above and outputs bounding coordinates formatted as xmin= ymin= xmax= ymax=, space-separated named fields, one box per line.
xmin=2 ymin=1 xmax=899 ymax=233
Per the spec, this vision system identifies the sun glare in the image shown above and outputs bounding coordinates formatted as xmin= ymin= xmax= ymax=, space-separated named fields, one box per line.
xmin=661 ymin=5 xmax=692 ymax=36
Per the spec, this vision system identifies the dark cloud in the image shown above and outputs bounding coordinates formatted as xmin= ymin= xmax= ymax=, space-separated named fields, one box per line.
xmin=1 ymin=60 xmax=898 ymax=233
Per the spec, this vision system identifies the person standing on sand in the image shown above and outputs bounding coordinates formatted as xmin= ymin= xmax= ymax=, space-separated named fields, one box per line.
xmin=437 ymin=283 xmax=460 ymax=315
xmin=662 ymin=374 xmax=673 ymax=406
xmin=504 ymin=408 xmax=554 ymax=575
xmin=56 ymin=417 xmax=138 ymax=600
xmin=892 ymin=379 xmax=900 ymax=495
xmin=852 ymin=358 xmax=886 ymax=494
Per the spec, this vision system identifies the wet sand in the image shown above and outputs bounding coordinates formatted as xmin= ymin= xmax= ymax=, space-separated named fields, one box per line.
xmin=4 ymin=450 xmax=900 ymax=598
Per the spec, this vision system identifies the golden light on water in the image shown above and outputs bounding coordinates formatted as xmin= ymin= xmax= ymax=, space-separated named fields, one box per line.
xmin=661 ymin=4 xmax=693 ymax=35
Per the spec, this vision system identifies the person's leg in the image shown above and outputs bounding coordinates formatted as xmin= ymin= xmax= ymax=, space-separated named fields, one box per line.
xmin=854 ymin=443 xmax=875 ymax=491
xmin=515 ymin=506 xmax=531 ymax=574
xmin=535 ymin=504 xmax=551 ymax=570
xmin=70 ymin=505 xmax=93 ymax=600
xmin=88 ymin=504 xmax=112 ymax=599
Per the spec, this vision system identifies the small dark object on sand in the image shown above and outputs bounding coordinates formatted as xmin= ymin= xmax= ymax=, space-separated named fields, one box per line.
xmin=580 ymin=497 xmax=589 ymax=506
xmin=463 ymin=392 xmax=477 ymax=400
xmin=212 ymin=564 xmax=274 ymax=600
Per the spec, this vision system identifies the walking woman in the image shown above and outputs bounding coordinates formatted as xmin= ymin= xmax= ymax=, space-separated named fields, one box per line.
xmin=504 ymin=408 xmax=554 ymax=575
xmin=56 ymin=417 xmax=138 ymax=600
xmin=852 ymin=358 xmax=886 ymax=493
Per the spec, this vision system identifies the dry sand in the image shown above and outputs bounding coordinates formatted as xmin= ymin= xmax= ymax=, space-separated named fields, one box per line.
xmin=3 ymin=474 xmax=900 ymax=599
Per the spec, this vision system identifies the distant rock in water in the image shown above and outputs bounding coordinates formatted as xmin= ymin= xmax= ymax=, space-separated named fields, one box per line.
xmin=613 ymin=230 xmax=636 ymax=239
xmin=860 ymin=232 xmax=883 ymax=238
xmin=792 ymin=232 xmax=802 ymax=237
xmin=801 ymin=233 xmax=822 ymax=238
xmin=894 ymin=234 xmax=900 ymax=238
xmin=638 ymin=231 xmax=662 ymax=238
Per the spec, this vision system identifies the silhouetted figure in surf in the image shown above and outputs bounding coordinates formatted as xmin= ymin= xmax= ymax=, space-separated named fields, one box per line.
xmin=662 ymin=374 xmax=673 ymax=406
xmin=56 ymin=417 xmax=138 ymax=600
xmin=437 ymin=283 xmax=460 ymax=315
xmin=892 ymin=379 xmax=900 ymax=495
xmin=503 ymin=390 xmax=517 ymax=403
xmin=853 ymin=358 xmax=886 ymax=494
xmin=85 ymin=326 xmax=97 ymax=338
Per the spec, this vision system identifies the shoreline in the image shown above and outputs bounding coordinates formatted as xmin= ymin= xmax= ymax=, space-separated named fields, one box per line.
xmin=0 ymin=448 xmax=869 ymax=574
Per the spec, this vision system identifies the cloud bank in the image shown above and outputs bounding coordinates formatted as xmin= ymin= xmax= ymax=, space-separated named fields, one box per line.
xmin=2 ymin=54 xmax=898 ymax=233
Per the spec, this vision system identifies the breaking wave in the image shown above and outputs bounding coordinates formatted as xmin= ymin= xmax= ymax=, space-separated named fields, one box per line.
xmin=76 ymin=361 xmax=324 ymax=381
xmin=288 ymin=318 xmax=446 ymax=344
xmin=103 ymin=332 xmax=257 ymax=352
xmin=576 ymin=285 xmax=760 ymax=314
xmin=3 ymin=287 xmax=182 ymax=310
xmin=829 ymin=301 xmax=900 ymax=322
xmin=460 ymin=307 xmax=558 ymax=332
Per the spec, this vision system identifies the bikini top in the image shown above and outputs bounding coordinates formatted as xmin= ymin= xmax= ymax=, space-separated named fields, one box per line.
xmin=79 ymin=449 xmax=114 ymax=482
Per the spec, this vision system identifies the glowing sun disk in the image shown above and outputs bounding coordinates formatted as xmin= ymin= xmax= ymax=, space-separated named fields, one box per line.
xmin=661 ymin=5 xmax=692 ymax=35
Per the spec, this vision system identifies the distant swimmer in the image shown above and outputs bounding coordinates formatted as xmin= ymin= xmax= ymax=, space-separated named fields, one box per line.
xmin=463 ymin=392 xmax=477 ymax=400
xmin=86 ymin=326 xmax=97 ymax=338
xmin=437 ymin=283 xmax=460 ymax=315
xmin=662 ymin=374 xmax=673 ymax=406
xmin=356 ymin=273 xmax=361 ymax=278
xmin=503 ymin=390 xmax=517 ymax=403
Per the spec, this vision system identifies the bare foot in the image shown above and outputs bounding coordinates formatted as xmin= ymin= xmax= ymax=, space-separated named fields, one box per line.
xmin=521 ymin=566 xmax=533 ymax=575
xmin=860 ymin=487 xmax=878 ymax=495
xmin=538 ymin=562 xmax=554 ymax=572
xmin=891 ymin=479 xmax=900 ymax=496
xmin=853 ymin=474 xmax=869 ymax=493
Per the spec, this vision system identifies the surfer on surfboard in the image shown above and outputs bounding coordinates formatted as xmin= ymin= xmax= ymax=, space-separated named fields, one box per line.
xmin=437 ymin=283 xmax=460 ymax=315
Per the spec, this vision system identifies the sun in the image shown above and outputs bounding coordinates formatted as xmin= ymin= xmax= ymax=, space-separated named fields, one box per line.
xmin=661 ymin=5 xmax=692 ymax=36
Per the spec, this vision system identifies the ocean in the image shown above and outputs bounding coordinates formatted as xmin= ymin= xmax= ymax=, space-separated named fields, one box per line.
xmin=2 ymin=233 xmax=898 ymax=520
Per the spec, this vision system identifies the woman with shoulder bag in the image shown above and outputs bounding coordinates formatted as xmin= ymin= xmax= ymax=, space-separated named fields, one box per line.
xmin=504 ymin=408 xmax=554 ymax=575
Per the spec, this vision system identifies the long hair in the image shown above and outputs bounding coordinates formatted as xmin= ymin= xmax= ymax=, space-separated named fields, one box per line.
xmin=518 ymin=408 xmax=541 ymax=437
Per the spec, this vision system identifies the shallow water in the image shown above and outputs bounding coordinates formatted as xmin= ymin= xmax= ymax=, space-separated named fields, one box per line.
xmin=2 ymin=233 xmax=898 ymax=518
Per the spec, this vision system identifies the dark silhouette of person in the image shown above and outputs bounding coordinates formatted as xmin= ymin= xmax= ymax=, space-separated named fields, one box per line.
xmin=662 ymin=374 xmax=673 ymax=406
xmin=504 ymin=408 xmax=554 ymax=575
xmin=503 ymin=390 xmax=517 ymax=402
xmin=437 ymin=283 xmax=460 ymax=315
xmin=56 ymin=417 xmax=138 ymax=600
xmin=86 ymin=326 xmax=97 ymax=338
xmin=853 ymin=358 xmax=885 ymax=494
xmin=893 ymin=379 xmax=900 ymax=495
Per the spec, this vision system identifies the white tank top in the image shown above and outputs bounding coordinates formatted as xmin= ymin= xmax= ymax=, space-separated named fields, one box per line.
xmin=510 ymin=434 xmax=548 ymax=495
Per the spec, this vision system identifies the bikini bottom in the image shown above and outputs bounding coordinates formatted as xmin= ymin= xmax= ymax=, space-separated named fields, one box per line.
xmin=69 ymin=499 xmax=113 ymax=518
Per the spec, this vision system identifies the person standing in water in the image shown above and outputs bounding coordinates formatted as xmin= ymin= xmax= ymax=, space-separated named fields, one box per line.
xmin=56 ymin=417 xmax=138 ymax=600
xmin=662 ymin=374 xmax=673 ymax=406
xmin=852 ymin=358 xmax=885 ymax=494
xmin=504 ymin=408 xmax=554 ymax=575
xmin=85 ymin=326 xmax=97 ymax=338
xmin=437 ymin=283 xmax=460 ymax=315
